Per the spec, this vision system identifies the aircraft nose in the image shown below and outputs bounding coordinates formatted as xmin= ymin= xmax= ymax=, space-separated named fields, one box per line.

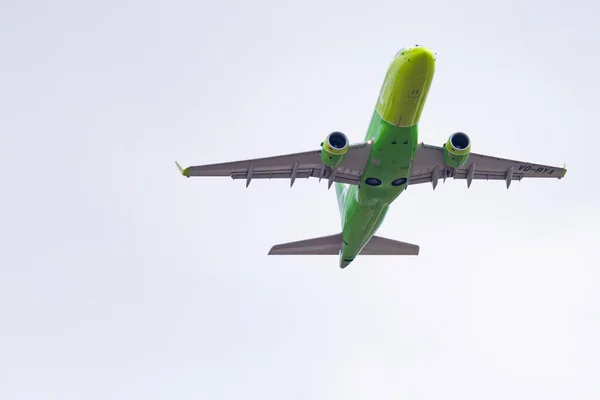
xmin=397 ymin=46 xmax=436 ymax=64
xmin=377 ymin=46 xmax=436 ymax=127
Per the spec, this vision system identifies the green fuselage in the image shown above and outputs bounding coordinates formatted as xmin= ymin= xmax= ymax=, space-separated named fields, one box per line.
xmin=335 ymin=46 xmax=436 ymax=268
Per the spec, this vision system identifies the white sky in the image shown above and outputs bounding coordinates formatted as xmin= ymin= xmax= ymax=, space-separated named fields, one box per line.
xmin=1 ymin=0 xmax=599 ymax=399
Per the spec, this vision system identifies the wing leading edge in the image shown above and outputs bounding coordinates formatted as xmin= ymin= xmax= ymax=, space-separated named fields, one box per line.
xmin=176 ymin=142 xmax=373 ymax=188
xmin=409 ymin=143 xmax=567 ymax=189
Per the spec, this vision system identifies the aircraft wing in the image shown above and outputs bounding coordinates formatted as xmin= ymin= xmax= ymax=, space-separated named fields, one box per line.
xmin=409 ymin=143 xmax=567 ymax=188
xmin=175 ymin=141 xmax=373 ymax=188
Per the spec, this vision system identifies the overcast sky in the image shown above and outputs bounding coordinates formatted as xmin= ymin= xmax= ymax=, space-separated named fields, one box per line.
xmin=1 ymin=0 xmax=599 ymax=399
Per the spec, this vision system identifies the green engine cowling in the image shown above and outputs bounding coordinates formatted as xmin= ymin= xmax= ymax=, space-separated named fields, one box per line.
xmin=321 ymin=131 xmax=349 ymax=168
xmin=443 ymin=132 xmax=471 ymax=169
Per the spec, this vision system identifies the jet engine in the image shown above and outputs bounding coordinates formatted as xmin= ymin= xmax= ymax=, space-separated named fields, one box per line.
xmin=321 ymin=131 xmax=349 ymax=168
xmin=443 ymin=132 xmax=471 ymax=169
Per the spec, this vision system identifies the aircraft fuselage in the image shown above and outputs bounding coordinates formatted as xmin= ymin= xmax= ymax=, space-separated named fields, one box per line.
xmin=336 ymin=46 xmax=436 ymax=268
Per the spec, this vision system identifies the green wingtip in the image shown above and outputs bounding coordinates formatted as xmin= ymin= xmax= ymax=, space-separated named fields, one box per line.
xmin=175 ymin=161 xmax=189 ymax=177
xmin=562 ymin=163 xmax=567 ymax=178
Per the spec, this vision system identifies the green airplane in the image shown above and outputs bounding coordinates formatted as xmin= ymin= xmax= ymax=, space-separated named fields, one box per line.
xmin=176 ymin=46 xmax=567 ymax=269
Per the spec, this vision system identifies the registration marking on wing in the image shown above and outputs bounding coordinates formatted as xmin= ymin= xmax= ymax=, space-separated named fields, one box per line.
xmin=518 ymin=165 xmax=555 ymax=174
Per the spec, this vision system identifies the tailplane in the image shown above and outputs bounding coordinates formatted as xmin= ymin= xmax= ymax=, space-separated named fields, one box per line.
xmin=268 ymin=233 xmax=343 ymax=255
xmin=268 ymin=233 xmax=419 ymax=256
xmin=360 ymin=235 xmax=420 ymax=255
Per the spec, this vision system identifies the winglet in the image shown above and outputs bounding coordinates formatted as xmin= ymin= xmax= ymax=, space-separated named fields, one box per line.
xmin=561 ymin=163 xmax=567 ymax=178
xmin=175 ymin=161 xmax=190 ymax=177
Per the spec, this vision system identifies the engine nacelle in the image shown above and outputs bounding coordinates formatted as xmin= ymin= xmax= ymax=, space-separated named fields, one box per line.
xmin=321 ymin=131 xmax=349 ymax=168
xmin=443 ymin=132 xmax=471 ymax=169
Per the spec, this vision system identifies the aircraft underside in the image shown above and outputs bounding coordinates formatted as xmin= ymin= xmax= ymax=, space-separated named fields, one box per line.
xmin=176 ymin=45 xmax=567 ymax=269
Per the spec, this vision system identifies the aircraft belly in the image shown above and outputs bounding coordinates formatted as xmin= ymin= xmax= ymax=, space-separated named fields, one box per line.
xmin=354 ymin=46 xmax=435 ymax=207
xmin=357 ymin=115 xmax=418 ymax=206
xmin=339 ymin=46 xmax=436 ymax=267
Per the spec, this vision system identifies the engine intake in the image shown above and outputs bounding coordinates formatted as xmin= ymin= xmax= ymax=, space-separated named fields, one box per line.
xmin=443 ymin=132 xmax=471 ymax=169
xmin=321 ymin=131 xmax=349 ymax=168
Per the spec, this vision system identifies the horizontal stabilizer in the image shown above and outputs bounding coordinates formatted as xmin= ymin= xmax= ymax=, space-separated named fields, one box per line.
xmin=361 ymin=235 xmax=419 ymax=255
xmin=268 ymin=233 xmax=419 ymax=256
xmin=268 ymin=234 xmax=342 ymax=255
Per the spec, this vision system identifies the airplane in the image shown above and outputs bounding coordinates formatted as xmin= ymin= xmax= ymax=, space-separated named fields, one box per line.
xmin=175 ymin=46 xmax=567 ymax=269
